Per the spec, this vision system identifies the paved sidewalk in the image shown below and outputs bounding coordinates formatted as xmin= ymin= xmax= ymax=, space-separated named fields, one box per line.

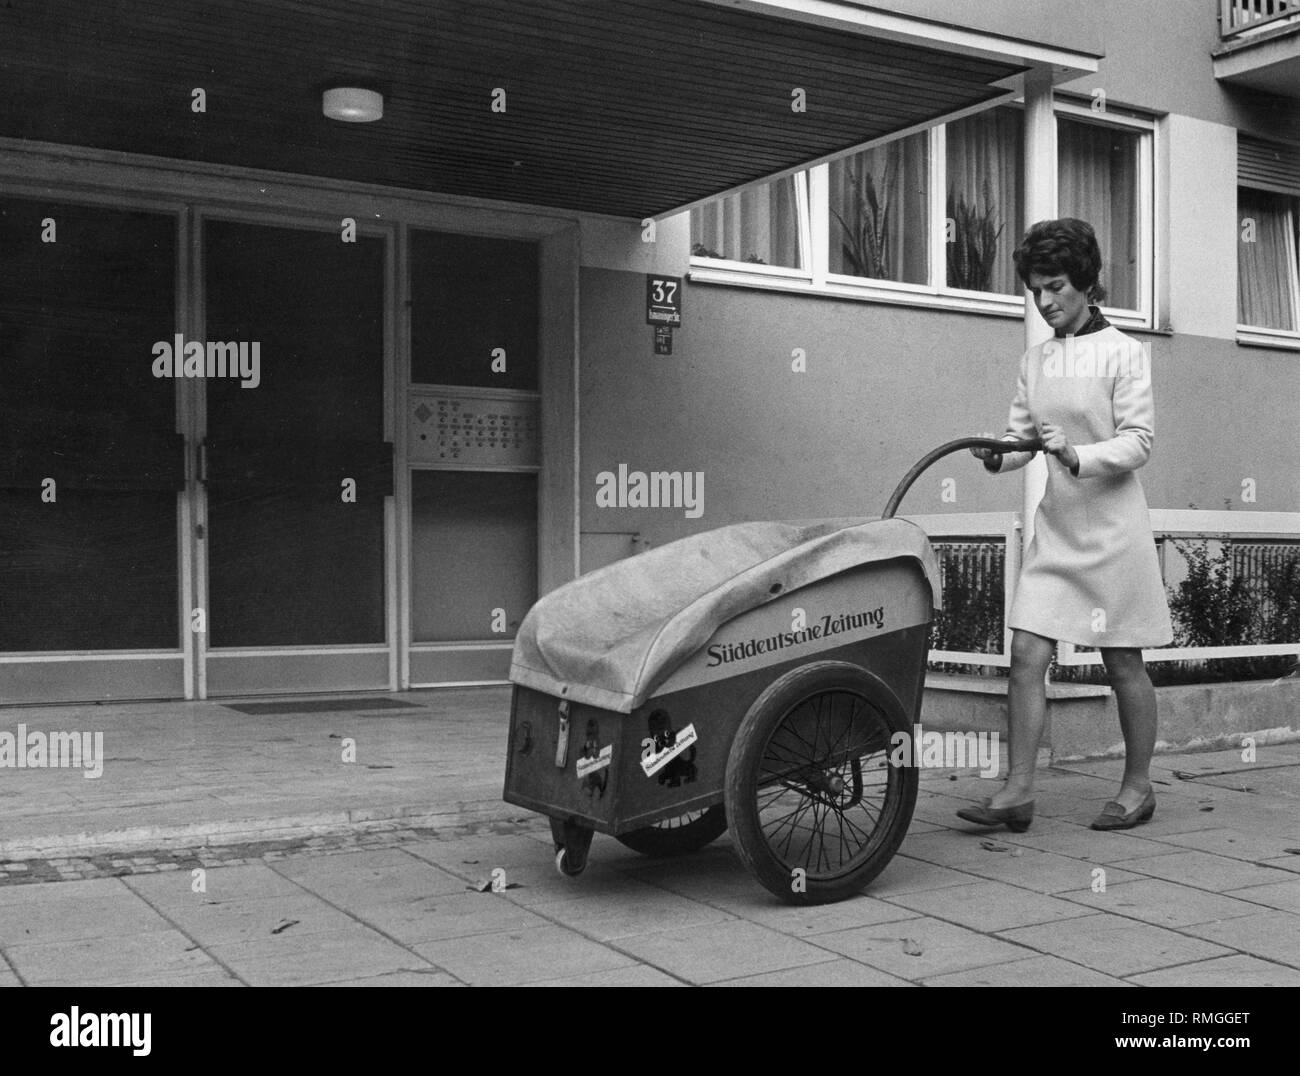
xmin=1 ymin=689 xmax=1299 ymax=986
xmin=0 ymin=688 xmax=511 ymax=859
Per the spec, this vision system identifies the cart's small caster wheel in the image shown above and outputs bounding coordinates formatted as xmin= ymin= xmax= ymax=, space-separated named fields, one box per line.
xmin=555 ymin=847 xmax=586 ymax=877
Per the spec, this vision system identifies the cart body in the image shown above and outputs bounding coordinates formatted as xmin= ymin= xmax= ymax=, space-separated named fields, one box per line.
xmin=504 ymin=517 xmax=938 ymax=879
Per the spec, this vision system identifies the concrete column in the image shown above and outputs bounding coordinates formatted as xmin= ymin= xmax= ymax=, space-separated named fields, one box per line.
xmin=1020 ymin=69 xmax=1056 ymax=553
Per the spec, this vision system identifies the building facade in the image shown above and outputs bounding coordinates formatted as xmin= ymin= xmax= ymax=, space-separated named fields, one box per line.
xmin=0 ymin=0 xmax=1296 ymax=704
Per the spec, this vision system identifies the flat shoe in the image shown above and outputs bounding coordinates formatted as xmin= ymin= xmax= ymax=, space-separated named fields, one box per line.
xmin=1090 ymin=789 xmax=1156 ymax=830
xmin=955 ymin=799 xmax=1034 ymax=833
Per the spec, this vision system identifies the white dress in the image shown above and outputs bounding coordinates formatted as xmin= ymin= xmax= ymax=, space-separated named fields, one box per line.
xmin=989 ymin=313 xmax=1174 ymax=648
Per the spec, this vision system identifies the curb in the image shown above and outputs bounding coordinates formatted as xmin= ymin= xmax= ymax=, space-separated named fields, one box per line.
xmin=0 ymin=799 xmax=531 ymax=860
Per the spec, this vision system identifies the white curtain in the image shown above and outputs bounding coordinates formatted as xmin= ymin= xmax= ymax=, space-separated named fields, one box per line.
xmin=827 ymin=130 xmax=929 ymax=284
xmin=692 ymin=175 xmax=801 ymax=267
xmin=1238 ymin=187 xmax=1299 ymax=330
xmin=1059 ymin=118 xmax=1139 ymax=308
xmin=945 ymin=107 xmax=1023 ymax=295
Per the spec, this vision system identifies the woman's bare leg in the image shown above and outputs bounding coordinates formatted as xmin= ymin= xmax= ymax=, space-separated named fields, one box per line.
xmin=987 ymin=629 xmax=1055 ymax=808
xmin=1101 ymin=647 xmax=1157 ymax=811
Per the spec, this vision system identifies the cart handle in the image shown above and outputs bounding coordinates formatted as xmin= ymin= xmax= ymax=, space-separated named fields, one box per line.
xmin=882 ymin=436 xmax=1044 ymax=520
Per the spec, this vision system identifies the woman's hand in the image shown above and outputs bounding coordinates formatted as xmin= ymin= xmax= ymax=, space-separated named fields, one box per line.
xmin=970 ymin=431 xmax=997 ymax=461
xmin=1039 ymin=421 xmax=1079 ymax=470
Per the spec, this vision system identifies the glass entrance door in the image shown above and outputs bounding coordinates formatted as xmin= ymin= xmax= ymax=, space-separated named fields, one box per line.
xmin=198 ymin=217 xmax=393 ymax=696
xmin=0 ymin=197 xmax=185 ymax=703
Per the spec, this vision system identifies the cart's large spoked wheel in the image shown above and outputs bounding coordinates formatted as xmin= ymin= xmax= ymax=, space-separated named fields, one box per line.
xmin=615 ymin=805 xmax=727 ymax=858
xmin=725 ymin=661 xmax=917 ymax=905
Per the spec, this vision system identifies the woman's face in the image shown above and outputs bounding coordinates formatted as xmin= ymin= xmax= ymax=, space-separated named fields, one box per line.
xmin=1027 ymin=271 xmax=1091 ymax=334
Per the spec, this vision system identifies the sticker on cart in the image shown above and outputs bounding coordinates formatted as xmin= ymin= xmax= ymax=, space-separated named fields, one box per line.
xmin=576 ymin=744 xmax=612 ymax=778
xmin=640 ymin=723 xmax=698 ymax=777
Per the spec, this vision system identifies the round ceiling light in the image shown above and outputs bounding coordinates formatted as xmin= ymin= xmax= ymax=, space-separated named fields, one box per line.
xmin=323 ymin=87 xmax=383 ymax=123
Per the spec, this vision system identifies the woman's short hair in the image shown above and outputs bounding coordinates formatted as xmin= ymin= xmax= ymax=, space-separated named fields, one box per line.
xmin=1012 ymin=218 xmax=1106 ymax=304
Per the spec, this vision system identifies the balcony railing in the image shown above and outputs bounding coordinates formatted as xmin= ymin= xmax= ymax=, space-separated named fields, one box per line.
xmin=1222 ymin=0 xmax=1300 ymax=39
xmin=907 ymin=509 xmax=1300 ymax=674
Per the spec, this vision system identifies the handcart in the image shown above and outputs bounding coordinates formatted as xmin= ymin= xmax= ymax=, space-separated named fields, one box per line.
xmin=503 ymin=436 xmax=1041 ymax=904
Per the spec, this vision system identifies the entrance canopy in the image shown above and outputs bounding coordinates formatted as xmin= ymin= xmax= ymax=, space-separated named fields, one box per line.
xmin=0 ymin=0 xmax=1100 ymax=218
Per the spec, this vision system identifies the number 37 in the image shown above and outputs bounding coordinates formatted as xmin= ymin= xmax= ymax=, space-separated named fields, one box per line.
xmin=651 ymin=279 xmax=677 ymax=304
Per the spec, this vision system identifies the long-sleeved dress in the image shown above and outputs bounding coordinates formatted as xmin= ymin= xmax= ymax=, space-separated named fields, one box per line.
xmin=987 ymin=309 xmax=1174 ymax=648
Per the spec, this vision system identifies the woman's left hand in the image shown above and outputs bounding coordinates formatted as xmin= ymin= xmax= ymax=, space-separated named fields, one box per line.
xmin=1039 ymin=421 xmax=1079 ymax=470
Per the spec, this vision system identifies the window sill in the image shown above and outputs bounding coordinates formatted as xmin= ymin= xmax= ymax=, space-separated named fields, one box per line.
xmin=1236 ymin=328 xmax=1300 ymax=352
xmin=688 ymin=260 xmax=1153 ymax=330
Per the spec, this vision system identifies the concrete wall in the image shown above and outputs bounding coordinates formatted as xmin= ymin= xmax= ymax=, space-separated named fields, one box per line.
xmin=860 ymin=0 xmax=1104 ymax=55
xmin=1054 ymin=0 xmax=1300 ymax=142
xmin=577 ymin=267 xmax=1300 ymax=562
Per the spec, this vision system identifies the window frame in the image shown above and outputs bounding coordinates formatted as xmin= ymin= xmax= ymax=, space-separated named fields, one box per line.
xmin=685 ymin=169 xmax=813 ymax=285
xmin=1235 ymin=182 xmax=1300 ymax=349
xmin=687 ymin=100 xmax=1158 ymax=331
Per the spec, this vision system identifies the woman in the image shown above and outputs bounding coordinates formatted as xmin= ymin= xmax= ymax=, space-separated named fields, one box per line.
xmin=957 ymin=218 xmax=1173 ymax=833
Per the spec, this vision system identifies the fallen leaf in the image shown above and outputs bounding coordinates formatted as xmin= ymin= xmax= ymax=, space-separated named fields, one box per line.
xmin=470 ymin=878 xmax=522 ymax=893
xmin=271 ymin=919 xmax=299 ymax=935
xmin=980 ymin=839 xmax=1010 ymax=853
xmin=1283 ymin=848 xmax=1300 ymax=856
xmin=1199 ymin=806 xmax=1215 ymax=812
xmin=901 ymin=938 xmax=923 ymax=956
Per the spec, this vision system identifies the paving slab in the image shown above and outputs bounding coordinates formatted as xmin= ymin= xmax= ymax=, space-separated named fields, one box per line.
xmin=314 ymin=970 xmax=463 ymax=987
xmin=270 ymin=847 xmax=471 ymax=902
xmin=412 ymin=923 xmax=639 ymax=986
xmin=915 ymin=845 xmax=1144 ymax=896
xmin=706 ymin=891 xmax=921 ymax=937
xmin=1127 ymin=954 xmax=1300 ymax=987
xmin=1181 ymin=910 xmax=1300 ymax=968
xmin=5 ymin=928 xmax=221 ymax=987
xmin=607 ymin=920 xmax=839 ymax=985
xmin=997 ymin=914 xmax=1234 ymax=977
xmin=139 ymin=892 xmax=361 ymax=948
xmin=340 ymin=891 xmax=550 ymax=945
xmin=0 ymin=883 xmax=170 ymax=945
xmin=526 ymin=886 xmax=737 ymax=941
xmin=711 ymin=958 xmax=915 ymax=987
xmin=884 ymin=879 xmax=1095 ymax=932
xmin=812 ymin=915 xmax=1033 ymax=980
xmin=208 ymin=922 xmax=439 ymax=987
xmin=1149 ymin=827 xmax=1300 ymax=862
xmin=1106 ymin=849 xmax=1296 ymax=892
xmin=124 ymin=862 xmax=308 ymax=904
xmin=1058 ymin=878 xmax=1265 ymax=928
xmin=921 ymin=954 xmax=1133 ymax=987
xmin=865 ymin=854 xmax=985 ymax=897
xmin=1222 ymin=878 xmax=1300 ymax=914
xmin=522 ymin=965 xmax=686 ymax=987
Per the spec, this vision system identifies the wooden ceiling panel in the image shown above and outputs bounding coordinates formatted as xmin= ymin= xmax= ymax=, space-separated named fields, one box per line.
xmin=0 ymin=0 xmax=1023 ymax=216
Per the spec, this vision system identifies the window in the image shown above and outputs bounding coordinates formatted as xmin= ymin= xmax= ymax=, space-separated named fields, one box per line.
xmin=689 ymin=101 xmax=1154 ymax=325
xmin=1237 ymin=134 xmax=1300 ymax=338
xmin=1238 ymin=187 xmax=1299 ymax=331
xmin=827 ymin=130 xmax=928 ymax=284
xmin=1059 ymin=116 xmax=1142 ymax=310
xmin=946 ymin=108 xmax=1023 ymax=295
xmin=691 ymin=174 xmax=804 ymax=268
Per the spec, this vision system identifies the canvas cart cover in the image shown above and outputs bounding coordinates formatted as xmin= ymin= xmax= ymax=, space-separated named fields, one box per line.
xmin=510 ymin=517 xmax=941 ymax=713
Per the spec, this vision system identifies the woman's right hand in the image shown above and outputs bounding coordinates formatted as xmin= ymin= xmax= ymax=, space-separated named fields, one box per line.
xmin=970 ymin=431 xmax=997 ymax=461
